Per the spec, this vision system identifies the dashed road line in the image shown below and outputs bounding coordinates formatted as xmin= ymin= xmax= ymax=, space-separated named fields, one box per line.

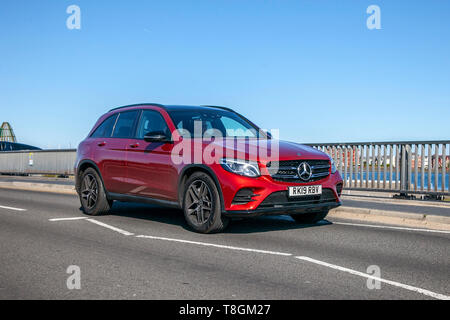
xmin=136 ymin=234 xmax=293 ymax=256
xmin=296 ymin=256 xmax=450 ymax=300
xmin=49 ymin=217 xmax=88 ymax=222
xmin=0 ymin=205 xmax=27 ymax=212
xmin=86 ymin=218 xmax=134 ymax=236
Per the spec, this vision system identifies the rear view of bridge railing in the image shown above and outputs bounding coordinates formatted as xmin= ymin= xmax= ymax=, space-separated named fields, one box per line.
xmin=307 ymin=141 xmax=450 ymax=196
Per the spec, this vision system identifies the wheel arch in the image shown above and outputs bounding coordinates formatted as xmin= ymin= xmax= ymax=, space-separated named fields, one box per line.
xmin=76 ymin=160 xmax=106 ymax=195
xmin=177 ymin=165 xmax=225 ymax=212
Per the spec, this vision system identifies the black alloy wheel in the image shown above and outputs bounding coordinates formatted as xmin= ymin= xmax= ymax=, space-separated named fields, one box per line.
xmin=81 ymin=173 xmax=99 ymax=210
xmin=79 ymin=167 xmax=112 ymax=216
xmin=183 ymin=172 xmax=229 ymax=233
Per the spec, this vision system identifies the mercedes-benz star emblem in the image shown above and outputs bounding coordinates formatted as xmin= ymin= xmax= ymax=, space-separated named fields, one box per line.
xmin=298 ymin=162 xmax=312 ymax=181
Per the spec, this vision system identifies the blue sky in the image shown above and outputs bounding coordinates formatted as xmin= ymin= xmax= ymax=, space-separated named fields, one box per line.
xmin=1 ymin=0 xmax=449 ymax=148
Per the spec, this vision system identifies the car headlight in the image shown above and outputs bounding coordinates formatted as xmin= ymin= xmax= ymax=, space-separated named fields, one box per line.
xmin=330 ymin=158 xmax=337 ymax=174
xmin=220 ymin=158 xmax=261 ymax=177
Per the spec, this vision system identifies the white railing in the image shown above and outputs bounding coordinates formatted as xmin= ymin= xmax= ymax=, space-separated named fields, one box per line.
xmin=307 ymin=140 xmax=449 ymax=195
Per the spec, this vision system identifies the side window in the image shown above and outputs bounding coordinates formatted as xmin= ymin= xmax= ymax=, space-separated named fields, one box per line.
xmin=91 ymin=114 xmax=118 ymax=138
xmin=136 ymin=110 xmax=170 ymax=139
xmin=111 ymin=110 xmax=139 ymax=138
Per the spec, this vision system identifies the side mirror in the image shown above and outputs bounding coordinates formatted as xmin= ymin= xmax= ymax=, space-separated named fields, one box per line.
xmin=144 ymin=131 xmax=173 ymax=144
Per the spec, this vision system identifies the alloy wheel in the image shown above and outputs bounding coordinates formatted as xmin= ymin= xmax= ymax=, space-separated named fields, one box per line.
xmin=81 ymin=173 xmax=99 ymax=210
xmin=185 ymin=180 xmax=213 ymax=225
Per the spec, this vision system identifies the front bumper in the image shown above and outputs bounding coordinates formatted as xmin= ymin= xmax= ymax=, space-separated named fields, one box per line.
xmin=223 ymin=186 xmax=342 ymax=217
xmin=224 ymin=200 xmax=341 ymax=218
xmin=212 ymin=162 xmax=343 ymax=217
xmin=215 ymin=166 xmax=342 ymax=211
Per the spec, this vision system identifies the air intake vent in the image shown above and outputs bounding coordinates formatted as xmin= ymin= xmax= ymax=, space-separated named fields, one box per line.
xmin=336 ymin=183 xmax=343 ymax=197
xmin=232 ymin=188 xmax=258 ymax=205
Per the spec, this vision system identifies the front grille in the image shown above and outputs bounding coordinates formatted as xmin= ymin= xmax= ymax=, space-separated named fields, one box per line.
xmin=259 ymin=188 xmax=336 ymax=208
xmin=266 ymin=159 xmax=330 ymax=183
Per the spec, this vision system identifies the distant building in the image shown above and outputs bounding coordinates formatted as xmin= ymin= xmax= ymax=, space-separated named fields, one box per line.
xmin=0 ymin=142 xmax=41 ymax=152
xmin=410 ymin=154 xmax=448 ymax=169
xmin=0 ymin=122 xmax=41 ymax=151
xmin=0 ymin=122 xmax=16 ymax=142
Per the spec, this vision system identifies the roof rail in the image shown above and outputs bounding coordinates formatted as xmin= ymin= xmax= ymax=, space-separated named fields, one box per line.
xmin=200 ymin=105 xmax=235 ymax=112
xmin=108 ymin=103 xmax=165 ymax=112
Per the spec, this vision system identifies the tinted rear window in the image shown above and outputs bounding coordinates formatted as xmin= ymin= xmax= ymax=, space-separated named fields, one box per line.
xmin=91 ymin=114 xmax=118 ymax=138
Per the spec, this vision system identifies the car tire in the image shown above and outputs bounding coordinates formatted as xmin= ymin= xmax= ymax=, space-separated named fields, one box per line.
xmin=290 ymin=210 xmax=329 ymax=224
xmin=183 ymin=172 xmax=229 ymax=234
xmin=79 ymin=167 xmax=112 ymax=216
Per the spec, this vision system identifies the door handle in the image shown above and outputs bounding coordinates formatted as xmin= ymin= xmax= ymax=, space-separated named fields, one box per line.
xmin=97 ymin=141 xmax=106 ymax=147
xmin=129 ymin=143 xmax=140 ymax=148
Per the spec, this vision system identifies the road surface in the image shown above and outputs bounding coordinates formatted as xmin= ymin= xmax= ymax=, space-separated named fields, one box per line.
xmin=2 ymin=175 xmax=450 ymax=217
xmin=0 ymin=189 xmax=448 ymax=299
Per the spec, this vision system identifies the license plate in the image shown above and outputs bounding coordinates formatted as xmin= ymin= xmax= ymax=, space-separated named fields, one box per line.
xmin=288 ymin=185 xmax=322 ymax=197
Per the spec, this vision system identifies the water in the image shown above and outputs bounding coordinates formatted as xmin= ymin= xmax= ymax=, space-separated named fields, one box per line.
xmin=343 ymin=171 xmax=449 ymax=191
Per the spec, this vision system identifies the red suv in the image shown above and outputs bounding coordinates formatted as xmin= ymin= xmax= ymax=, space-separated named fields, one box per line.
xmin=75 ymin=104 xmax=343 ymax=233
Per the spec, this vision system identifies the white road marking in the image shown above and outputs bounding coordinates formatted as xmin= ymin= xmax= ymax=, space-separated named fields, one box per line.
xmin=296 ymin=256 xmax=450 ymax=300
xmin=333 ymin=221 xmax=450 ymax=234
xmin=40 ymin=213 xmax=450 ymax=300
xmin=49 ymin=217 xmax=88 ymax=222
xmin=0 ymin=205 xmax=27 ymax=212
xmin=86 ymin=219 xmax=134 ymax=236
xmin=136 ymin=235 xmax=292 ymax=256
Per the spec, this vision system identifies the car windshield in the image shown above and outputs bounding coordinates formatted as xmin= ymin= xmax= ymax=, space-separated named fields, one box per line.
xmin=167 ymin=109 xmax=266 ymax=139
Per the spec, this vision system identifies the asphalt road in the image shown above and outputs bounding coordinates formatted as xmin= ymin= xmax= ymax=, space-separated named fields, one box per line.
xmin=2 ymin=175 xmax=450 ymax=217
xmin=0 ymin=189 xmax=449 ymax=300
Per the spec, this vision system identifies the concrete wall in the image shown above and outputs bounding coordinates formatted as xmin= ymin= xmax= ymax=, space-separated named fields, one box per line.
xmin=0 ymin=149 xmax=77 ymax=175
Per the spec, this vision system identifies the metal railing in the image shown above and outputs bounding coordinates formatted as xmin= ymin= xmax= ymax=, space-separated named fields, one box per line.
xmin=307 ymin=140 xmax=450 ymax=195
xmin=0 ymin=140 xmax=449 ymax=196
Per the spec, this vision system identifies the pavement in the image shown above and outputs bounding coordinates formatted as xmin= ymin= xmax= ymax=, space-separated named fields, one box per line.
xmin=0 ymin=175 xmax=74 ymax=186
xmin=0 ymin=186 xmax=449 ymax=300
xmin=0 ymin=175 xmax=76 ymax=195
xmin=342 ymin=199 xmax=450 ymax=216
